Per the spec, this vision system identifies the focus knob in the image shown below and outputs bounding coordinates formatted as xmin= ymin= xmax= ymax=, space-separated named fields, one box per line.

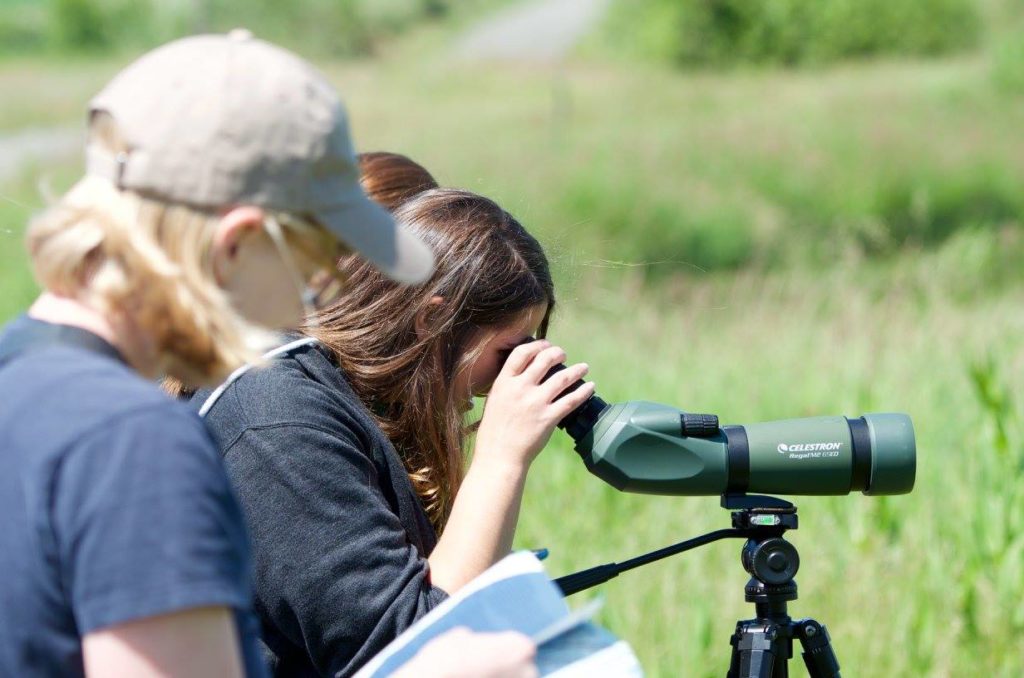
xmin=681 ymin=413 xmax=720 ymax=437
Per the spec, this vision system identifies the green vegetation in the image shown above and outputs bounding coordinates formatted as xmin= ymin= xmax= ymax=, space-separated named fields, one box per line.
xmin=2 ymin=0 xmax=1023 ymax=674
xmin=993 ymin=25 xmax=1024 ymax=93
xmin=7 ymin=53 xmax=1022 ymax=275
xmin=603 ymin=0 xmax=982 ymax=67
xmin=0 ymin=0 xmax=502 ymax=57
xmin=345 ymin=54 xmax=1024 ymax=277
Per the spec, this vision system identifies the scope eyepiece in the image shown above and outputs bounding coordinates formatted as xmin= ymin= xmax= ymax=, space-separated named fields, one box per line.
xmin=535 ymin=362 xmax=610 ymax=440
xmin=497 ymin=339 xmax=610 ymax=440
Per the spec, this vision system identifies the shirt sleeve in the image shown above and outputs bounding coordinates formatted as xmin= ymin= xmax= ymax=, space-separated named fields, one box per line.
xmin=223 ymin=419 xmax=446 ymax=677
xmin=49 ymin=405 xmax=254 ymax=636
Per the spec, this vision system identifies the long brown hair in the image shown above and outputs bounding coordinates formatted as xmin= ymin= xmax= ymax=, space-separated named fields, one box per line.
xmin=307 ymin=189 xmax=554 ymax=530
xmin=358 ymin=152 xmax=438 ymax=212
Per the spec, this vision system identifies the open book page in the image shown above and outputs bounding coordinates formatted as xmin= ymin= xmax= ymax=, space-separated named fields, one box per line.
xmin=352 ymin=551 xmax=643 ymax=677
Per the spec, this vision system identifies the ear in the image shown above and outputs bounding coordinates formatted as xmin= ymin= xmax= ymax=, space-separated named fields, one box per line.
xmin=211 ymin=206 xmax=265 ymax=285
xmin=414 ymin=295 xmax=444 ymax=340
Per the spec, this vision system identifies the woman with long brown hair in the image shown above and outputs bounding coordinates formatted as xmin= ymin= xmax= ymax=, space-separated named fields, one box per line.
xmin=194 ymin=154 xmax=588 ymax=677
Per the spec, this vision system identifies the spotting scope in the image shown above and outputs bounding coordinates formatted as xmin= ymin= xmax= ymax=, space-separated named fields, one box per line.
xmin=544 ymin=365 xmax=916 ymax=497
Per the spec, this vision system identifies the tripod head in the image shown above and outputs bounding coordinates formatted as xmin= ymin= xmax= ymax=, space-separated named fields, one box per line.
xmin=554 ymin=493 xmax=798 ymax=596
xmin=721 ymin=497 xmax=840 ymax=677
xmin=724 ymin=495 xmax=801 ymax=604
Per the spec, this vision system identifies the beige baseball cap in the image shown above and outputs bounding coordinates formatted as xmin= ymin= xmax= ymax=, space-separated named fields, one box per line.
xmin=85 ymin=29 xmax=434 ymax=284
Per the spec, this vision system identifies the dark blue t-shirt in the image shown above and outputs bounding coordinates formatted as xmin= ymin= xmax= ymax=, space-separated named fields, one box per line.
xmin=0 ymin=315 xmax=267 ymax=677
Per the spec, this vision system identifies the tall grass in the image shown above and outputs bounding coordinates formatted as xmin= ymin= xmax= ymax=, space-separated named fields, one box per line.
xmin=334 ymin=54 xmax=1024 ymax=277
xmin=512 ymin=256 xmax=1024 ymax=676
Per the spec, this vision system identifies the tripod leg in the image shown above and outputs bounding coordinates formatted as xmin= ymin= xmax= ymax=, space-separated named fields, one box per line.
xmin=794 ymin=619 xmax=840 ymax=678
xmin=727 ymin=622 xmax=784 ymax=678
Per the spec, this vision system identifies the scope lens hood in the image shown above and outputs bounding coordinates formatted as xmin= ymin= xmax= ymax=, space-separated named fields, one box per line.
xmin=862 ymin=413 xmax=916 ymax=495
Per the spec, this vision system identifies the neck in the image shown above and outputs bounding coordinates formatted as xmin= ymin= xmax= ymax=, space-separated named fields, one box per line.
xmin=28 ymin=292 xmax=159 ymax=377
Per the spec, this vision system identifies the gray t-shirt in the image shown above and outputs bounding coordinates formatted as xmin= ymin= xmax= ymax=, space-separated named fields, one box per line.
xmin=193 ymin=340 xmax=447 ymax=678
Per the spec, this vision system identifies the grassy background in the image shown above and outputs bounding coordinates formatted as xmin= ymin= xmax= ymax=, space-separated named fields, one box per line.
xmin=3 ymin=1 xmax=1024 ymax=675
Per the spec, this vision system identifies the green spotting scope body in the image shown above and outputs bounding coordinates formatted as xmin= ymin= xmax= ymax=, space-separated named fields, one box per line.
xmin=499 ymin=342 xmax=918 ymax=498
xmin=569 ymin=401 xmax=916 ymax=497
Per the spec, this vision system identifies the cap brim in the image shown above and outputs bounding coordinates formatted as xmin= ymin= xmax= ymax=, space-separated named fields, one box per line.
xmin=317 ymin=188 xmax=435 ymax=285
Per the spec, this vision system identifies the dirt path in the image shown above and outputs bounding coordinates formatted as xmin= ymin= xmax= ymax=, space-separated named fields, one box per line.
xmin=0 ymin=126 xmax=80 ymax=185
xmin=453 ymin=0 xmax=610 ymax=63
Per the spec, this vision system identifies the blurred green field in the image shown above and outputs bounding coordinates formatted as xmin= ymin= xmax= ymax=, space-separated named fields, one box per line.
xmin=2 ymin=8 xmax=1024 ymax=675
xmin=0 ymin=0 xmax=506 ymax=57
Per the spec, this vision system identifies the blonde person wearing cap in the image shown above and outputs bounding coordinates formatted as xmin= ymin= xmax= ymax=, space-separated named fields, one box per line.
xmin=0 ymin=33 xmax=535 ymax=678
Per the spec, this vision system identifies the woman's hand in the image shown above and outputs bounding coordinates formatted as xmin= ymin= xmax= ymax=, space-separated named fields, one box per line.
xmin=428 ymin=340 xmax=594 ymax=593
xmin=473 ymin=340 xmax=595 ymax=471
xmin=392 ymin=628 xmax=537 ymax=678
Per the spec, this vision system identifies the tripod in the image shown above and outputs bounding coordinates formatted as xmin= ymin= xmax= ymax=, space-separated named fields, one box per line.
xmin=554 ymin=494 xmax=841 ymax=677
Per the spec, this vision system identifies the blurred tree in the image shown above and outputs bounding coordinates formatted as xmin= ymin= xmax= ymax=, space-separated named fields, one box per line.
xmin=51 ymin=0 xmax=107 ymax=50
xmin=607 ymin=0 xmax=982 ymax=67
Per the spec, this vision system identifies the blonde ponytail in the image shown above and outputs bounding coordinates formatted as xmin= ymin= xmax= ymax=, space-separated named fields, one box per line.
xmin=27 ymin=175 xmax=275 ymax=385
